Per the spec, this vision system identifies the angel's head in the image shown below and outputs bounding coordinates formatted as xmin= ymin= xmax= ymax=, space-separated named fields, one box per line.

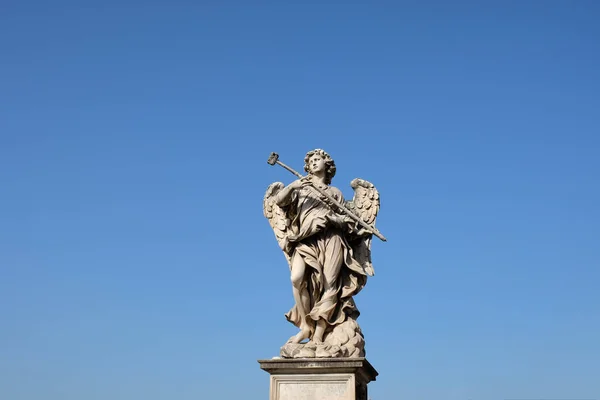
xmin=304 ymin=148 xmax=336 ymax=184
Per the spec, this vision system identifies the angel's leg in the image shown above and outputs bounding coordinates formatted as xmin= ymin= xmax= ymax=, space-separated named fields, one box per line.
xmin=313 ymin=319 xmax=327 ymax=344
xmin=312 ymin=235 xmax=344 ymax=344
xmin=288 ymin=254 xmax=311 ymax=344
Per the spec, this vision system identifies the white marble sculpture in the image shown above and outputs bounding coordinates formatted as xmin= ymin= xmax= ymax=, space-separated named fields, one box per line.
xmin=264 ymin=149 xmax=385 ymax=358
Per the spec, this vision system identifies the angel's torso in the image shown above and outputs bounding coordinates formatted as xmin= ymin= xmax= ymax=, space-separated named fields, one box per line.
xmin=292 ymin=184 xmax=343 ymax=235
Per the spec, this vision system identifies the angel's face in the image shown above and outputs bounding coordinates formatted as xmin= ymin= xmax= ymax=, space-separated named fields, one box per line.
xmin=308 ymin=154 xmax=326 ymax=174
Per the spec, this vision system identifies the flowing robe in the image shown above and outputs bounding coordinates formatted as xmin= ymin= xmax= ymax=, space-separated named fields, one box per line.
xmin=280 ymin=183 xmax=368 ymax=333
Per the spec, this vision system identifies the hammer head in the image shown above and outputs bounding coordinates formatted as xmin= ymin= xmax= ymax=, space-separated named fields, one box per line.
xmin=267 ymin=152 xmax=279 ymax=165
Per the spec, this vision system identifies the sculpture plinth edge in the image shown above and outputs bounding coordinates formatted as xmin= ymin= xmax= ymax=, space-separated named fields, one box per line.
xmin=258 ymin=357 xmax=378 ymax=400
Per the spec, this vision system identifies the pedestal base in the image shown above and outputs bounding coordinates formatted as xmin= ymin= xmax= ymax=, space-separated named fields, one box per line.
xmin=258 ymin=358 xmax=378 ymax=400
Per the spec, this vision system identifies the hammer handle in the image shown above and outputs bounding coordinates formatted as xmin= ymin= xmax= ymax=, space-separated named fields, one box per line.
xmin=276 ymin=160 xmax=304 ymax=179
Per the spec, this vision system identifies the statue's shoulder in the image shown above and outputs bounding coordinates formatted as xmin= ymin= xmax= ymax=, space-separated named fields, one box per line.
xmin=328 ymin=185 xmax=344 ymax=199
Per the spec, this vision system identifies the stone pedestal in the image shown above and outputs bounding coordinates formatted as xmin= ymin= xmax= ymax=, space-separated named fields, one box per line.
xmin=258 ymin=358 xmax=378 ymax=400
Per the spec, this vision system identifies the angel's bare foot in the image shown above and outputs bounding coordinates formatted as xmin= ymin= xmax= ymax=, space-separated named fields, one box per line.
xmin=287 ymin=327 xmax=311 ymax=344
xmin=310 ymin=335 xmax=323 ymax=345
xmin=309 ymin=330 xmax=324 ymax=345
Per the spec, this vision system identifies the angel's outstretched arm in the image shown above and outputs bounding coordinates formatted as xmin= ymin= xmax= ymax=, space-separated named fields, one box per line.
xmin=275 ymin=179 xmax=303 ymax=207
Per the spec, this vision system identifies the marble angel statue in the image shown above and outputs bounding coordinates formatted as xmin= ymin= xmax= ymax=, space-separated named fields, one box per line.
xmin=263 ymin=149 xmax=384 ymax=359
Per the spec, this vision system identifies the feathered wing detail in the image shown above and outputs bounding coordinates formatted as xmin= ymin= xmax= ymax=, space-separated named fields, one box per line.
xmin=345 ymin=178 xmax=380 ymax=276
xmin=263 ymin=182 xmax=292 ymax=267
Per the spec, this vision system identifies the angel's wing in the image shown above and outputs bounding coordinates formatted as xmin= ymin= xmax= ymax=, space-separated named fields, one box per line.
xmin=346 ymin=178 xmax=380 ymax=225
xmin=263 ymin=182 xmax=292 ymax=266
xmin=345 ymin=178 xmax=380 ymax=276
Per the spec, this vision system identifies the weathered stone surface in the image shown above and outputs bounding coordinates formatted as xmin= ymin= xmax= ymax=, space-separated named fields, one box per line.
xmin=272 ymin=374 xmax=355 ymax=400
xmin=264 ymin=149 xmax=385 ymax=358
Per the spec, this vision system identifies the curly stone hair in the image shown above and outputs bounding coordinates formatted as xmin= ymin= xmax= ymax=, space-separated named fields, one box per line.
xmin=303 ymin=148 xmax=336 ymax=185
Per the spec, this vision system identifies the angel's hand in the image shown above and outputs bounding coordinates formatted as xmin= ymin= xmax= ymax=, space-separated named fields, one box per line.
xmin=342 ymin=215 xmax=355 ymax=225
xmin=289 ymin=178 xmax=306 ymax=190
xmin=328 ymin=213 xmax=353 ymax=229
xmin=355 ymin=228 xmax=372 ymax=237
xmin=301 ymin=177 xmax=313 ymax=187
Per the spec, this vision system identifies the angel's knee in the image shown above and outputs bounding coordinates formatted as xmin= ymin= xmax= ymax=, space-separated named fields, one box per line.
xmin=290 ymin=257 xmax=306 ymax=288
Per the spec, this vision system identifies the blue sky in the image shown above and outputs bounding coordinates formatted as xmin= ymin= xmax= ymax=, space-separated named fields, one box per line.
xmin=1 ymin=1 xmax=599 ymax=399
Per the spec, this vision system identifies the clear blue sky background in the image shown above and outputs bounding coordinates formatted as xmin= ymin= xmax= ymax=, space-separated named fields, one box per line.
xmin=1 ymin=1 xmax=599 ymax=399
